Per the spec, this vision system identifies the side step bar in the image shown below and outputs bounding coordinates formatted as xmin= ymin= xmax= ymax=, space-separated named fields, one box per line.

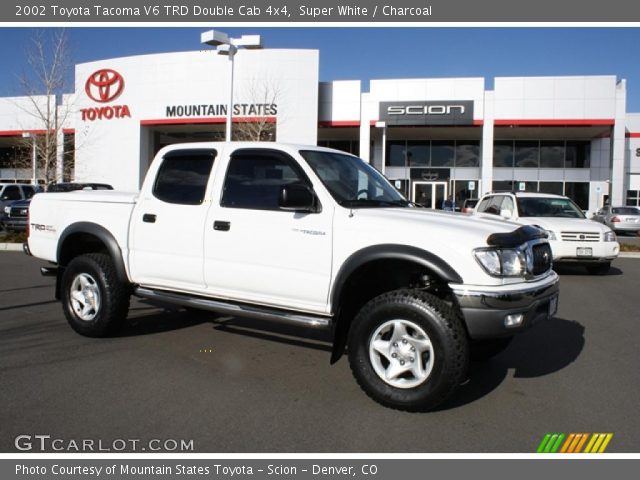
xmin=135 ymin=287 xmax=331 ymax=329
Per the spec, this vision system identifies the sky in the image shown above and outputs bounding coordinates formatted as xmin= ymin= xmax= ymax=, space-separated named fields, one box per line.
xmin=1 ymin=27 xmax=640 ymax=110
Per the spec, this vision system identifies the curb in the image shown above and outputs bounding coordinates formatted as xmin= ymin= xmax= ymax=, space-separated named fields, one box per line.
xmin=619 ymin=252 xmax=640 ymax=258
xmin=0 ymin=243 xmax=24 ymax=251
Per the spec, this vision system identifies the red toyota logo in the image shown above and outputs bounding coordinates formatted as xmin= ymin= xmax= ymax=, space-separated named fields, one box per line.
xmin=85 ymin=69 xmax=125 ymax=103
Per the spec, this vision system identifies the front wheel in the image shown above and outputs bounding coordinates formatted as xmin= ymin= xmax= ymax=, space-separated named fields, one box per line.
xmin=347 ymin=289 xmax=469 ymax=411
xmin=61 ymin=253 xmax=131 ymax=337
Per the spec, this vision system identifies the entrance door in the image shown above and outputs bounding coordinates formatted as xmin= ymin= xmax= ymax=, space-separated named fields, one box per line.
xmin=412 ymin=181 xmax=447 ymax=209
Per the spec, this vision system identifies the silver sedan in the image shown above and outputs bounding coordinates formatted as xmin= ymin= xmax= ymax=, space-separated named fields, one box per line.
xmin=592 ymin=206 xmax=640 ymax=234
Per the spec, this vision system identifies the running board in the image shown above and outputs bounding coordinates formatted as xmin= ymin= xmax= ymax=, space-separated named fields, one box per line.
xmin=134 ymin=287 xmax=331 ymax=329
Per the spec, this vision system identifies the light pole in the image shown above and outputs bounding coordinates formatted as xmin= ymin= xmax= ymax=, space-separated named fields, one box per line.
xmin=375 ymin=121 xmax=386 ymax=175
xmin=21 ymin=132 xmax=37 ymax=185
xmin=201 ymin=30 xmax=262 ymax=142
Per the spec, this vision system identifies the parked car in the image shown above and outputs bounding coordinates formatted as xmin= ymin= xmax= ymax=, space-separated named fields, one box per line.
xmin=0 ymin=183 xmax=39 ymax=212
xmin=461 ymin=198 xmax=479 ymax=214
xmin=1 ymin=198 xmax=31 ymax=232
xmin=474 ymin=191 xmax=619 ymax=274
xmin=591 ymin=206 xmax=640 ymax=235
xmin=47 ymin=182 xmax=113 ymax=192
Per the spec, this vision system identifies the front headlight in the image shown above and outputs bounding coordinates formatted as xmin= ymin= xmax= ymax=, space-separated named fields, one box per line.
xmin=3 ymin=206 xmax=10 ymax=215
xmin=474 ymin=248 xmax=527 ymax=277
xmin=604 ymin=230 xmax=616 ymax=242
xmin=545 ymin=230 xmax=557 ymax=241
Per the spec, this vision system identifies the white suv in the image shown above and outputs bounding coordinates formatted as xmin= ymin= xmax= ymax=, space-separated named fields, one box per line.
xmin=474 ymin=192 xmax=619 ymax=274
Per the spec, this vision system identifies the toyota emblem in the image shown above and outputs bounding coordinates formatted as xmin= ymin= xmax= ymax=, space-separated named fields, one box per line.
xmin=85 ymin=69 xmax=125 ymax=103
xmin=579 ymin=234 xmax=586 ymax=240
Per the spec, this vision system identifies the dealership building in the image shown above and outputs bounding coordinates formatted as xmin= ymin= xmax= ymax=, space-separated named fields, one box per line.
xmin=1 ymin=46 xmax=640 ymax=213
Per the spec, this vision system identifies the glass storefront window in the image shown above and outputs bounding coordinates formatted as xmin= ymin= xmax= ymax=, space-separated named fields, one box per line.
xmin=626 ymin=190 xmax=640 ymax=207
xmin=455 ymin=141 xmax=480 ymax=167
xmin=565 ymin=141 xmax=591 ymax=168
xmin=565 ymin=182 xmax=589 ymax=210
xmin=540 ymin=141 xmax=565 ymax=168
xmin=387 ymin=141 xmax=407 ymax=167
xmin=492 ymin=180 xmax=514 ymax=192
xmin=514 ymin=180 xmax=538 ymax=192
xmin=453 ymin=180 xmax=479 ymax=204
xmin=406 ymin=141 xmax=430 ymax=166
xmin=539 ymin=182 xmax=564 ymax=195
xmin=493 ymin=141 xmax=514 ymax=168
xmin=514 ymin=141 xmax=539 ymax=168
xmin=431 ymin=140 xmax=455 ymax=167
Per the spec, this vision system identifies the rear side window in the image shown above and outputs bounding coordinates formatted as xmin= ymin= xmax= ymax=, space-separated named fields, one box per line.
xmin=153 ymin=149 xmax=216 ymax=205
xmin=221 ymin=149 xmax=309 ymax=210
xmin=477 ymin=196 xmax=504 ymax=215
xmin=23 ymin=186 xmax=36 ymax=199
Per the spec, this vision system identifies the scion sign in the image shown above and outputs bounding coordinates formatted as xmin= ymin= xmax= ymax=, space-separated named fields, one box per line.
xmin=380 ymin=100 xmax=474 ymax=125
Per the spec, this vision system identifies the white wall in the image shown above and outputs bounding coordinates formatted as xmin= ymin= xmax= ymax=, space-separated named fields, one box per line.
xmin=319 ymin=80 xmax=361 ymax=123
xmin=0 ymin=95 xmax=53 ymax=131
xmin=493 ymin=76 xmax=618 ymax=120
xmin=73 ymin=49 xmax=319 ymax=190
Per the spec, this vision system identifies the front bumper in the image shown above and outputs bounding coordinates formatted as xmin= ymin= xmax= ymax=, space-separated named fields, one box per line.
xmin=550 ymin=239 xmax=618 ymax=262
xmin=1 ymin=218 xmax=27 ymax=232
xmin=451 ymin=272 xmax=559 ymax=340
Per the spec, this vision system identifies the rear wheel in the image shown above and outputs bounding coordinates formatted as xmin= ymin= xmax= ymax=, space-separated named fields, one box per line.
xmin=586 ymin=262 xmax=611 ymax=275
xmin=347 ymin=289 xmax=469 ymax=411
xmin=61 ymin=253 xmax=130 ymax=337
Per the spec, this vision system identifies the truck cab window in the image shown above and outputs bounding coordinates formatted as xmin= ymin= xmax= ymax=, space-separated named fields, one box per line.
xmin=152 ymin=150 xmax=216 ymax=205
xmin=221 ymin=150 xmax=310 ymax=210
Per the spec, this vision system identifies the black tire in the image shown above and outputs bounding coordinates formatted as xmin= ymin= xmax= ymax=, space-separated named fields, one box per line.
xmin=586 ymin=262 xmax=611 ymax=275
xmin=61 ymin=253 xmax=131 ymax=337
xmin=347 ymin=289 xmax=469 ymax=411
xmin=470 ymin=337 xmax=513 ymax=361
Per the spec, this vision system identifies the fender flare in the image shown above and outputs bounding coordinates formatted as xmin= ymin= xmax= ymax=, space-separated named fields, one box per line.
xmin=329 ymin=244 xmax=463 ymax=364
xmin=57 ymin=222 xmax=129 ymax=284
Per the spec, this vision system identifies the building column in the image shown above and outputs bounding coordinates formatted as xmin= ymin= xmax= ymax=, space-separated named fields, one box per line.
xmin=610 ymin=79 xmax=627 ymax=206
xmin=480 ymin=90 xmax=495 ymax=195
xmin=359 ymin=93 xmax=372 ymax=162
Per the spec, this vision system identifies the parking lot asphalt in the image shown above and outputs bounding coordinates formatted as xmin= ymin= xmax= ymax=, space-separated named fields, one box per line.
xmin=0 ymin=252 xmax=639 ymax=453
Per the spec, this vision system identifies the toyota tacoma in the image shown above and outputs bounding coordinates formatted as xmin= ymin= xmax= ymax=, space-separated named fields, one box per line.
xmin=25 ymin=143 xmax=558 ymax=411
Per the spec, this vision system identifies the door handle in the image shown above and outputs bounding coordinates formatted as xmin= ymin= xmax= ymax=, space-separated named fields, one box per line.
xmin=142 ymin=213 xmax=156 ymax=223
xmin=213 ymin=221 xmax=231 ymax=231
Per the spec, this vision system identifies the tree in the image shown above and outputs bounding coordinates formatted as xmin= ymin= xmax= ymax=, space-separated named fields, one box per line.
xmin=15 ymin=29 xmax=74 ymax=184
xmin=231 ymin=77 xmax=282 ymax=142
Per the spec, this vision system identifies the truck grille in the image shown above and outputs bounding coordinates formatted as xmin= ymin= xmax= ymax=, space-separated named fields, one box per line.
xmin=560 ymin=231 xmax=600 ymax=242
xmin=9 ymin=206 xmax=28 ymax=218
xmin=531 ymin=243 xmax=552 ymax=275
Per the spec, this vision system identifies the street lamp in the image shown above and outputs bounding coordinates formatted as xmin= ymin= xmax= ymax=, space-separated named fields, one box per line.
xmin=21 ymin=132 xmax=37 ymax=185
xmin=375 ymin=121 xmax=386 ymax=175
xmin=201 ymin=30 xmax=262 ymax=142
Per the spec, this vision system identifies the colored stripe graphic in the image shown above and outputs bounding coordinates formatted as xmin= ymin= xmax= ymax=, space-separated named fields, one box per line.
xmin=538 ymin=433 xmax=613 ymax=453
xmin=537 ymin=433 xmax=565 ymax=453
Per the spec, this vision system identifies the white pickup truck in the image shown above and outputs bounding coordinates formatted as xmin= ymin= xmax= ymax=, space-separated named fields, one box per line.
xmin=25 ymin=142 xmax=558 ymax=411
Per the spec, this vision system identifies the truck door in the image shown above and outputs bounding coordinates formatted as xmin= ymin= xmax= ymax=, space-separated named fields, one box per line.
xmin=129 ymin=148 xmax=217 ymax=291
xmin=204 ymin=148 xmax=333 ymax=314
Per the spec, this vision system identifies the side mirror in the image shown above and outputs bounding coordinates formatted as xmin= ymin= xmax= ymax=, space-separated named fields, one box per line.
xmin=500 ymin=209 xmax=513 ymax=219
xmin=278 ymin=184 xmax=318 ymax=213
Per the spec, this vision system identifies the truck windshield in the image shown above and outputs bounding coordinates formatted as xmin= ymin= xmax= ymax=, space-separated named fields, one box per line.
xmin=516 ymin=197 xmax=586 ymax=218
xmin=299 ymin=150 xmax=409 ymax=208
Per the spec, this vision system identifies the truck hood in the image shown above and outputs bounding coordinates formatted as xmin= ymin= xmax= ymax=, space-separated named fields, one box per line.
xmin=36 ymin=190 xmax=139 ymax=204
xmin=516 ymin=217 xmax=611 ymax=233
xmin=351 ymin=207 xmax=522 ymax=245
